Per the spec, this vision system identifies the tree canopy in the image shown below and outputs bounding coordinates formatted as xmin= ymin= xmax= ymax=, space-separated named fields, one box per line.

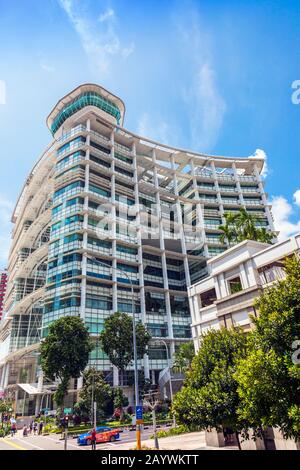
xmin=235 ymin=255 xmax=300 ymax=440
xmin=219 ymin=208 xmax=275 ymax=245
xmin=172 ymin=327 xmax=248 ymax=439
xmin=99 ymin=311 xmax=151 ymax=374
xmin=40 ymin=316 xmax=93 ymax=407
xmin=75 ymin=368 xmax=112 ymax=419
xmin=172 ymin=341 xmax=195 ymax=373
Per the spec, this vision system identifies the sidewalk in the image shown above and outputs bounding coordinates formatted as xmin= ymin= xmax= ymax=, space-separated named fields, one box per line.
xmin=104 ymin=431 xmax=238 ymax=451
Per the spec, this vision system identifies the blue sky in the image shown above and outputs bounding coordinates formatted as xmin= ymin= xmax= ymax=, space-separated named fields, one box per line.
xmin=0 ymin=0 xmax=300 ymax=266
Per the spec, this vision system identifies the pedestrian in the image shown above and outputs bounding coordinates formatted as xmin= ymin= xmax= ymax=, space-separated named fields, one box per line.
xmin=29 ymin=421 xmax=33 ymax=435
xmin=11 ymin=421 xmax=16 ymax=437
xmin=91 ymin=428 xmax=97 ymax=451
xmin=33 ymin=421 xmax=37 ymax=435
xmin=23 ymin=425 xmax=28 ymax=437
xmin=39 ymin=422 xmax=43 ymax=435
xmin=10 ymin=416 xmax=17 ymax=436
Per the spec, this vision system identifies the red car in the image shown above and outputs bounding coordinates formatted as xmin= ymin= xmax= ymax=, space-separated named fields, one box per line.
xmin=78 ymin=426 xmax=120 ymax=445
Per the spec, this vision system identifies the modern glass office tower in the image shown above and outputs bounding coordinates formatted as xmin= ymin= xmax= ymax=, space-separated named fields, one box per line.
xmin=0 ymin=84 xmax=274 ymax=411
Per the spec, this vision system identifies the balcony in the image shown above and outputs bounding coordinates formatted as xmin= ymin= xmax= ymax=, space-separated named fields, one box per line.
xmin=221 ymin=199 xmax=240 ymax=206
xmin=57 ymin=141 xmax=86 ymax=160
xmin=244 ymin=199 xmax=263 ymax=206
xmin=58 ymin=125 xmax=87 ymax=144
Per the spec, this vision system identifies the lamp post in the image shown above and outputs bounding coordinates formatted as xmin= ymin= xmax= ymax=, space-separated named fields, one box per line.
xmin=86 ymin=256 xmax=141 ymax=449
xmin=154 ymin=339 xmax=176 ymax=427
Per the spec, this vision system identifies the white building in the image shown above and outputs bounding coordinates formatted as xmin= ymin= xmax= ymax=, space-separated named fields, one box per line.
xmin=0 ymin=83 xmax=274 ymax=414
xmin=189 ymin=233 xmax=300 ymax=352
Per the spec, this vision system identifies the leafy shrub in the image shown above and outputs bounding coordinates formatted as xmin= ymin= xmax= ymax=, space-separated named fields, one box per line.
xmin=152 ymin=424 xmax=197 ymax=439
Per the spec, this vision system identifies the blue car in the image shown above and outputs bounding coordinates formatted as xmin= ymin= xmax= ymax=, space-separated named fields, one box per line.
xmin=77 ymin=426 xmax=120 ymax=445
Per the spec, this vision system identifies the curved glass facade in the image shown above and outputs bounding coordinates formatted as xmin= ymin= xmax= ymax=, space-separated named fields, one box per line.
xmin=51 ymin=91 xmax=121 ymax=135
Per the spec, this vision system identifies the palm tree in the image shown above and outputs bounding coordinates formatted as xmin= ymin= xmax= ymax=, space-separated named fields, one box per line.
xmin=255 ymin=227 xmax=275 ymax=243
xmin=235 ymin=208 xmax=258 ymax=241
xmin=219 ymin=212 xmax=239 ymax=246
xmin=218 ymin=223 xmax=236 ymax=246
xmin=219 ymin=208 xmax=275 ymax=246
xmin=172 ymin=341 xmax=195 ymax=373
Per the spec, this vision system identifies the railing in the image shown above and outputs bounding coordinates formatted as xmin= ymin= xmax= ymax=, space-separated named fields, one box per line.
xmin=244 ymin=200 xmax=263 ymax=206
xmin=219 ymin=187 xmax=237 ymax=192
xmin=114 ymin=142 xmax=132 ymax=156
xmin=57 ymin=141 xmax=86 ymax=160
xmin=221 ymin=199 xmax=240 ymax=205
xmin=58 ymin=125 xmax=87 ymax=143
xmin=240 ymin=188 xmax=260 ymax=193
xmin=90 ymin=129 xmax=111 ymax=145
xmin=50 ymin=223 xmax=84 ymax=239
xmin=55 ymin=153 xmax=85 ymax=173
xmin=238 ymin=175 xmax=257 ymax=182
xmin=53 ymin=187 xmax=84 ymax=205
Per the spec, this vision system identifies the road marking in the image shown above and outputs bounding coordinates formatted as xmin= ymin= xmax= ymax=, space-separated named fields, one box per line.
xmin=41 ymin=434 xmax=83 ymax=449
xmin=3 ymin=439 xmax=27 ymax=451
xmin=13 ymin=437 xmax=45 ymax=450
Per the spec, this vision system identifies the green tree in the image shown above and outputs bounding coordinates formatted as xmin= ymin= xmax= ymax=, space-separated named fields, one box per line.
xmin=0 ymin=399 xmax=13 ymax=428
xmin=112 ymin=387 xmax=129 ymax=421
xmin=75 ymin=368 xmax=112 ymax=421
xmin=235 ymin=255 xmax=300 ymax=440
xmin=172 ymin=341 xmax=195 ymax=373
xmin=40 ymin=316 xmax=93 ymax=408
xmin=99 ymin=312 xmax=151 ymax=384
xmin=172 ymin=328 xmax=248 ymax=448
xmin=219 ymin=208 xmax=275 ymax=245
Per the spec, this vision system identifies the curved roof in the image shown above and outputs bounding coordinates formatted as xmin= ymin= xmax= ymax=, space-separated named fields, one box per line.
xmin=46 ymin=83 xmax=126 ymax=134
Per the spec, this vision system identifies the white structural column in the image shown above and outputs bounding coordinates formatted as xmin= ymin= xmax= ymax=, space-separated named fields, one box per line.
xmin=132 ymin=141 xmax=150 ymax=380
xmin=152 ymin=149 xmax=174 ymax=355
xmin=34 ymin=370 xmax=44 ymax=415
xmin=171 ymin=154 xmax=191 ymax=287
xmin=218 ymin=272 xmax=228 ymax=298
xmin=239 ymin=262 xmax=250 ymax=289
xmin=0 ymin=363 xmax=9 ymax=390
xmin=80 ymin=119 xmax=90 ymax=321
xmin=190 ymin=158 xmax=209 ymax=257
xmin=232 ymin=162 xmax=245 ymax=207
xmin=111 ymin=129 xmax=119 ymax=387
xmin=210 ymin=160 xmax=226 ymax=231
xmin=252 ymin=163 xmax=275 ymax=232
xmin=111 ymin=129 xmax=118 ymax=313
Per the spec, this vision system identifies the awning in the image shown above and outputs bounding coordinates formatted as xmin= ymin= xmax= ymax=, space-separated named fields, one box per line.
xmin=17 ymin=384 xmax=43 ymax=395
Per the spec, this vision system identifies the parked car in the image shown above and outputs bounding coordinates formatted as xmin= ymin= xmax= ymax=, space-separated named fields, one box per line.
xmin=77 ymin=426 xmax=120 ymax=445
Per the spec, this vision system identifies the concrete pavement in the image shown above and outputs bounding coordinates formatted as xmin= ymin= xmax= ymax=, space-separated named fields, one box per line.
xmin=0 ymin=429 xmax=238 ymax=451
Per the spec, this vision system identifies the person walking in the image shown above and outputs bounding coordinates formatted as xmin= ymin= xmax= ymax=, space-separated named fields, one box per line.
xmin=33 ymin=421 xmax=37 ymax=435
xmin=29 ymin=421 xmax=33 ymax=435
xmin=11 ymin=421 xmax=16 ymax=437
xmin=10 ymin=417 xmax=17 ymax=437
xmin=91 ymin=428 xmax=97 ymax=451
xmin=23 ymin=425 xmax=28 ymax=437
xmin=39 ymin=421 xmax=43 ymax=435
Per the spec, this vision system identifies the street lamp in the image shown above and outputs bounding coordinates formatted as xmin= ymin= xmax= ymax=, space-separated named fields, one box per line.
xmin=154 ymin=339 xmax=176 ymax=427
xmin=86 ymin=255 xmax=141 ymax=449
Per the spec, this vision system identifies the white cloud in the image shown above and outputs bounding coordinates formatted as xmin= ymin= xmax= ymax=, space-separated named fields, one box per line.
xmin=249 ymin=148 xmax=268 ymax=178
xmin=271 ymin=194 xmax=300 ymax=241
xmin=176 ymin=14 xmax=226 ymax=152
xmin=98 ymin=8 xmax=115 ymax=23
xmin=137 ymin=112 xmax=174 ymax=145
xmin=293 ymin=189 xmax=300 ymax=207
xmin=186 ymin=63 xmax=226 ymax=151
xmin=40 ymin=62 xmax=55 ymax=73
xmin=0 ymin=196 xmax=13 ymax=267
xmin=58 ymin=0 xmax=134 ymax=75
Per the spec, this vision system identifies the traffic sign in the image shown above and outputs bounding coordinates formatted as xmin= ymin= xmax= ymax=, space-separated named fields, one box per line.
xmin=136 ymin=405 xmax=143 ymax=420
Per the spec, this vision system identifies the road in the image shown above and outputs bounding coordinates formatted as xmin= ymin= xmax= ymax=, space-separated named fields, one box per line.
xmin=0 ymin=426 xmax=156 ymax=451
